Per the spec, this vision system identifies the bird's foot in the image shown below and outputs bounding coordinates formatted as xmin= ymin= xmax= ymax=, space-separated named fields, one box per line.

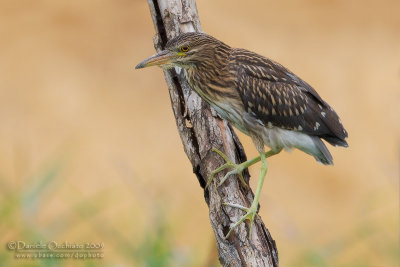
xmin=206 ymin=148 xmax=248 ymax=189
xmin=223 ymin=201 xmax=258 ymax=239
xmin=224 ymin=151 xmax=269 ymax=239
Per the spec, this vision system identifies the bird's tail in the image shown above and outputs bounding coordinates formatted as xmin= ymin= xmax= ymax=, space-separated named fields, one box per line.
xmin=311 ymin=137 xmax=333 ymax=165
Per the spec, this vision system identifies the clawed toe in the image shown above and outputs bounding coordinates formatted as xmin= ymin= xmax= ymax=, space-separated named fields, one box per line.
xmin=206 ymin=148 xmax=249 ymax=189
xmin=224 ymin=202 xmax=258 ymax=239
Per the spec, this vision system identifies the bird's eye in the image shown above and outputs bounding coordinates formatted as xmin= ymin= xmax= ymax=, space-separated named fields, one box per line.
xmin=180 ymin=45 xmax=190 ymax=52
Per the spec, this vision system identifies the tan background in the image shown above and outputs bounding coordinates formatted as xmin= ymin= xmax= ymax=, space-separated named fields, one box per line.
xmin=0 ymin=0 xmax=399 ymax=266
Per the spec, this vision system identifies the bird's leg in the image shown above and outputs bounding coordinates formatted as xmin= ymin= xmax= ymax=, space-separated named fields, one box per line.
xmin=224 ymin=152 xmax=268 ymax=239
xmin=206 ymin=148 xmax=280 ymax=189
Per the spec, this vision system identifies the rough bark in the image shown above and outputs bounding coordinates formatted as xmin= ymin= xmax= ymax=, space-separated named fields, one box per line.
xmin=144 ymin=1 xmax=279 ymax=266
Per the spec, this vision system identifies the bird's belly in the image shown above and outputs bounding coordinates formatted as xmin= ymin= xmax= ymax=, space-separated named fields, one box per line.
xmin=203 ymin=95 xmax=312 ymax=153
xmin=241 ymin=111 xmax=316 ymax=153
xmin=204 ymin=95 xmax=318 ymax=155
xmin=262 ymin=127 xmax=315 ymax=152
xmin=208 ymin=101 xmax=249 ymax=135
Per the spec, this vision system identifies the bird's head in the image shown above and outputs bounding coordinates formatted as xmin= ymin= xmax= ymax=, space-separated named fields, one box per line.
xmin=136 ymin=32 xmax=227 ymax=70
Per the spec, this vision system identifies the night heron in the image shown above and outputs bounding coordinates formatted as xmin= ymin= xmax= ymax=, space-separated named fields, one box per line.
xmin=136 ymin=32 xmax=348 ymax=238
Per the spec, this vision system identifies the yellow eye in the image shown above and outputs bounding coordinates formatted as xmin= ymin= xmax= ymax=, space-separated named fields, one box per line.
xmin=180 ymin=45 xmax=190 ymax=52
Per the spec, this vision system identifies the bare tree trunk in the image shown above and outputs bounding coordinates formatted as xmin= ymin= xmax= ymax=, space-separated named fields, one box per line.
xmin=144 ymin=1 xmax=279 ymax=266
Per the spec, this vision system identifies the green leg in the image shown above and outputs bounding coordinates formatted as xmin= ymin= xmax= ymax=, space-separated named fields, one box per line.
xmin=206 ymin=148 xmax=280 ymax=189
xmin=224 ymin=152 xmax=268 ymax=239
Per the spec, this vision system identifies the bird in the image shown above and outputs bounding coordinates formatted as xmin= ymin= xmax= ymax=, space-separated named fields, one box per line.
xmin=136 ymin=32 xmax=348 ymax=238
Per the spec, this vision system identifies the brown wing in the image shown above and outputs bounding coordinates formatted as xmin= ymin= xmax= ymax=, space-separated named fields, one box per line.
xmin=231 ymin=48 xmax=348 ymax=147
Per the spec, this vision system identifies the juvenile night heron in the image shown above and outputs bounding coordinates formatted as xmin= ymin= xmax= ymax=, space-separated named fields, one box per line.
xmin=136 ymin=32 xmax=348 ymax=238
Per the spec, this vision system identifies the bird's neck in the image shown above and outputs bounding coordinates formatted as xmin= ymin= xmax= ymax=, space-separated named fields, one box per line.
xmin=187 ymin=43 xmax=231 ymax=83
xmin=200 ymin=43 xmax=231 ymax=71
xmin=185 ymin=43 xmax=243 ymax=118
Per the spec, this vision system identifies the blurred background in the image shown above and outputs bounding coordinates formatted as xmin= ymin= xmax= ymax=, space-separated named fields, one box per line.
xmin=0 ymin=0 xmax=399 ymax=266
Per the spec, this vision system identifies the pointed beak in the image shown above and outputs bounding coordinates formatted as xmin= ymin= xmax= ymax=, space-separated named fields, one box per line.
xmin=135 ymin=50 xmax=176 ymax=69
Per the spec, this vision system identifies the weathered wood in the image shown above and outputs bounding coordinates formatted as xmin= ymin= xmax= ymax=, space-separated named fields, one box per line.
xmin=145 ymin=0 xmax=279 ymax=266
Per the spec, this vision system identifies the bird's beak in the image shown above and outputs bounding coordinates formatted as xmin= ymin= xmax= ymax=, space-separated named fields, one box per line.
xmin=135 ymin=50 xmax=176 ymax=69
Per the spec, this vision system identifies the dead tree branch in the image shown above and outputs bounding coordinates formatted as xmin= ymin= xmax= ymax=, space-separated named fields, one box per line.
xmin=144 ymin=1 xmax=278 ymax=266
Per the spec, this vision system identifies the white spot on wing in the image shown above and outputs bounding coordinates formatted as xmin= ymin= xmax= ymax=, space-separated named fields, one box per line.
xmin=175 ymin=66 xmax=182 ymax=74
xmin=321 ymin=111 xmax=326 ymax=117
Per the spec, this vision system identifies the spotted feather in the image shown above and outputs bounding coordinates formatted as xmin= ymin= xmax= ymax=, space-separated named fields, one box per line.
xmin=231 ymin=49 xmax=348 ymax=147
